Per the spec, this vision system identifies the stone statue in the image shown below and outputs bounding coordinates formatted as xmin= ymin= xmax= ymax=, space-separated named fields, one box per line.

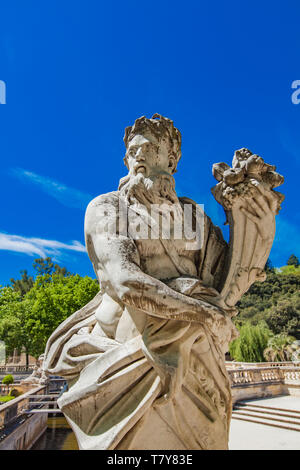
xmin=43 ymin=114 xmax=284 ymax=450
xmin=21 ymin=354 xmax=49 ymax=386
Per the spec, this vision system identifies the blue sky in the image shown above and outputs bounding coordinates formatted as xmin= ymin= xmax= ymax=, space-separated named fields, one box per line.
xmin=0 ymin=0 xmax=299 ymax=285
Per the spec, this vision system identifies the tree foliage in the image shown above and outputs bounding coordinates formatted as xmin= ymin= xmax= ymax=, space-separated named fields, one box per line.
xmin=277 ymin=265 xmax=300 ymax=276
xmin=0 ymin=258 xmax=99 ymax=360
xmin=287 ymin=254 xmax=299 ymax=267
xmin=0 ymin=294 xmax=34 ymax=360
xmin=229 ymin=322 xmax=272 ymax=362
xmin=32 ymin=257 xmax=70 ymax=277
xmin=265 ymin=258 xmax=275 ymax=273
xmin=10 ymin=270 xmax=34 ymax=297
xmin=265 ymin=293 xmax=300 ymax=338
xmin=263 ymin=334 xmax=295 ymax=362
xmin=2 ymin=374 xmax=14 ymax=394
xmin=236 ymin=260 xmax=300 ymax=340
xmin=24 ymin=273 xmax=99 ymax=356
xmin=2 ymin=374 xmax=14 ymax=385
xmin=2 ymin=374 xmax=14 ymax=393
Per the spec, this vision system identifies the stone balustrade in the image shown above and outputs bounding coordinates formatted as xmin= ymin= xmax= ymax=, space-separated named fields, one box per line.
xmin=227 ymin=363 xmax=300 ymax=403
xmin=228 ymin=367 xmax=283 ymax=385
xmin=226 ymin=361 xmax=300 ymax=369
xmin=229 ymin=369 xmax=255 ymax=384
xmin=282 ymin=368 xmax=300 ymax=383
xmin=0 ymin=365 xmax=298 ymax=427
xmin=0 ymin=385 xmax=48 ymax=450
xmin=0 ymin=385 xmax=46 ymax=430
xmin=0 ymin=365 xmax=35 ymax=373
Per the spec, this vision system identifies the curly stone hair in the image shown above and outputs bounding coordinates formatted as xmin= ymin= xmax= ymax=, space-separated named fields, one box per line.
xmin=123 ymin=114 xmax=182 ymax=166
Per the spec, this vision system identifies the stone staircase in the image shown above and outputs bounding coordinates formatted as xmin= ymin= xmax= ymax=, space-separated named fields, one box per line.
xmin=232 ymin=401 xmax=300 ymax=432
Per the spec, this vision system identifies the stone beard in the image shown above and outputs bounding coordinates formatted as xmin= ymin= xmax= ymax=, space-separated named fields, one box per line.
xmin=43 ymin=114 xmax=283 ymax=450
xmin=117 ymin=172 xmax=195 ymax=248
xmin=118 ymin=172 xmax=179 ymax=207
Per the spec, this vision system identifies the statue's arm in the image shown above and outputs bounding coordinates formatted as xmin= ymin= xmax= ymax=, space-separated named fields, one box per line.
xmin=85 ymin=194 xmax=223 ymax=323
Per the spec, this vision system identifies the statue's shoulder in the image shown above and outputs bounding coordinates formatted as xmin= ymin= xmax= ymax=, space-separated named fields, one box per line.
xmin=85 ymin=191 xmax=120 ymax=234
xmin=86 ymin=191 xmax=120 ymax=211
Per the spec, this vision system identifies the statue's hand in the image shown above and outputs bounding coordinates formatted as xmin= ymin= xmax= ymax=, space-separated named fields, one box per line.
xmin=240 ymin=185 xmax=276 ymax=243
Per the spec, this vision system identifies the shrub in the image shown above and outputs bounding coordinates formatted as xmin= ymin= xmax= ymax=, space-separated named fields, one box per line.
xmin=2 ymin=374 xmax=14 ymax=393
xmin=9 ymin=387 xmax=22 ymax=398
xmin=2 ymin=374 xmax=14 ymax=386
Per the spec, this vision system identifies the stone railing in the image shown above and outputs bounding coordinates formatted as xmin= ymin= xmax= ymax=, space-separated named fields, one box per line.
xmin=281 ymin=367 xmax=300 ymax=385
xmin=0 ymin=385 xmax=47 ymax=430
xmin=0 ymin=365 xmax=35 ymax=373
xmin=227 ymin=363 xmax=300 ymax=403
xmin=228 ymin=367 xmax=282 ymax=386
xmin=0 ymin=377 xmax=65 ymax=397
xmin=0 ymin=385 xmax=49 ymax=450
xmin=226 ymin=361 xmax=300 ymax=369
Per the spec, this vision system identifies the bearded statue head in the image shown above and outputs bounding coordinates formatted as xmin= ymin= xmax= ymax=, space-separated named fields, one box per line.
xmin=119 ymin=114 xmax=182 ymax=206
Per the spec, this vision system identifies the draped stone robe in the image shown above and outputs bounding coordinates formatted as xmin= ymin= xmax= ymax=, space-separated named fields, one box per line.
xmin=43 ymin=191 xmax=236 ymax=450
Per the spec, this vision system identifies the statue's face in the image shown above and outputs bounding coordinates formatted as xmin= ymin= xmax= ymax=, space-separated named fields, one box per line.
xmin=125 ymin=132 xmax=175 ymax=177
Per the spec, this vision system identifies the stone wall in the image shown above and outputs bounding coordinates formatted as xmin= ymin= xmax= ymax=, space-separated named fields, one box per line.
xmin=0 ymin=412 xmax=47 ymax=450
xmin=0 ymin=384 xmax=48 ymax=449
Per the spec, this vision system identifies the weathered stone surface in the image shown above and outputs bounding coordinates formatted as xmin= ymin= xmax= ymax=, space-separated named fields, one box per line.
xmin=43 ymin=115 xmax=284 ymax=450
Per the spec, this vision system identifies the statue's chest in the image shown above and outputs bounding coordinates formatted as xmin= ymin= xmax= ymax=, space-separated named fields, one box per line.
xmin=135 ymin=237 xmax=197 ymax=280
xmin=127 ymin=202 xmax=198 ymax=279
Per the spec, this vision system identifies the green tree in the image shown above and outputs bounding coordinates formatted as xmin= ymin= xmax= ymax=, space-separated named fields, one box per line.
xmin=0 ymin=286 xmax=21 ymax=306
xmin=278 ymin=265 xmax=300 ymax=275
xmin=33 ymin=257 xmax=54 ymax=275
xmin=2 ymin=374 xmax=14 ymax=393
xmin=229 ymin=322 xmax=272 ymax=362
xmin=0 ymin=287 xmax=23 ymax=357
xmin=287 ymin=254 xmax=299 ymax=267
xmin=0 ymin=270 xmax=99 ymax=361
xmin=0 ymin=257 xmax=98 ymax=366
xmin=265 ymin=258 xmax=275 ymax=273
xmin=236 ymin=269 xmax=300 ymax=329
xmin=0 ymin=290 xmax=35 ymax=368
xmin=265 ymin=292 xmax=300 ymax=339
xmin=23 ymin=273 xmax=99 ymax=357
xmin=10 ymin=270 xmax=34 ymax=297
xmin=33 ymin=257 xmax=70 ymax=277
xmin=9 ymin=257 xmax=69 ymax=298
xmin=263 ymin=334 xmax=295 ymax=362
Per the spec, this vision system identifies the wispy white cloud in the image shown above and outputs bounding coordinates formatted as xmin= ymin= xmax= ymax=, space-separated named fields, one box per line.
xmin=9 ymin=168 xmax=92 ymax=210
xmin=0 ymin=232 xmax=86 ymax=258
